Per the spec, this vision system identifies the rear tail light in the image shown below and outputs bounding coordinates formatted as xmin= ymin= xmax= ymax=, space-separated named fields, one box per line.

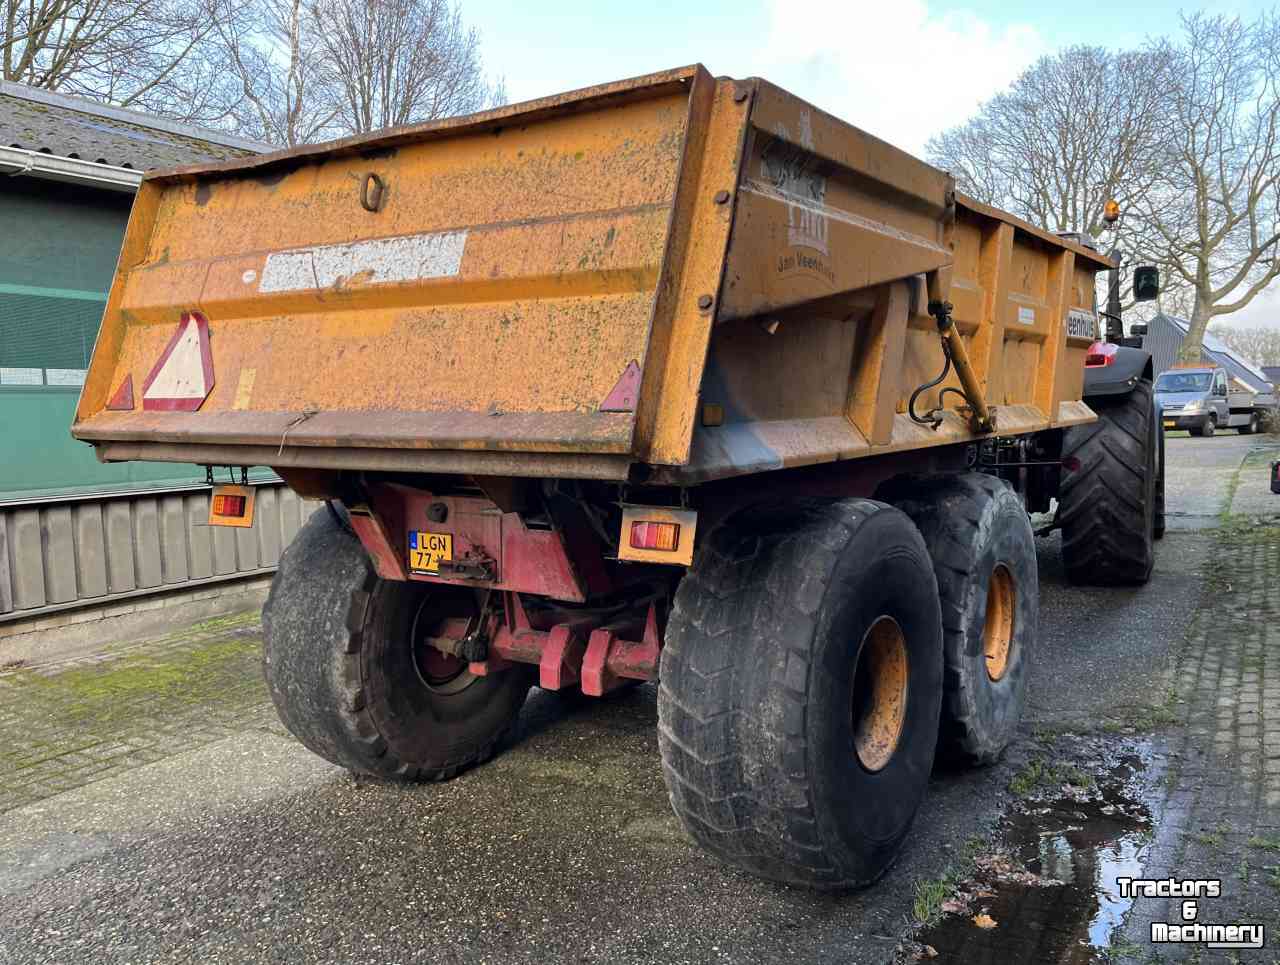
xmin=208 ymin=484 xmax=256 ymax=528
xmin=630 ymin=521 xmax=681 ymax=551
xmin=1085 ymin=341 xmax=1118 ymax=367
xmin=212 ymin=493 xmax=246 ymax=517
xmin=617 ymin=506 xmax=698 ymax=565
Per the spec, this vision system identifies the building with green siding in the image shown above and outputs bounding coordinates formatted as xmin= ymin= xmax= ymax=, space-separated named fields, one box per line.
xmin=0 ymin=83 xmax=317 ymax=634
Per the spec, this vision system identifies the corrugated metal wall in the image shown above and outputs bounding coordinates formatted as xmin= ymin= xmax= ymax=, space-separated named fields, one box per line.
xmin=0 ymin=483 xmax=316 ymax=621
xmin=1141 ymin=315 xmax=1184 ymax=376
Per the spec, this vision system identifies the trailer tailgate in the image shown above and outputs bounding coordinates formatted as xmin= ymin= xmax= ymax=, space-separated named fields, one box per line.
xmin=73 ymin=68 xmax=712 ymax=466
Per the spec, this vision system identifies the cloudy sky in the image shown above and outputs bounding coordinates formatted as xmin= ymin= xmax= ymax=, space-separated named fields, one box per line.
xmin=470 ymin=0 xmax=1279 ymax=328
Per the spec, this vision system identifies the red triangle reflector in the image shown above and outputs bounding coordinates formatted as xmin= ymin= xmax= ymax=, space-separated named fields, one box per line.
xmin=599 ymin=359 xmax=641 ymax=413
xmin=106 ymin=374 xmax=135 ymax=410
xmin=142 ymin=311 xmax=215 ymax=412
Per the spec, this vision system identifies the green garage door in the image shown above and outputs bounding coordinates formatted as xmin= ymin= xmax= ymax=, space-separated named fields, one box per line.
xmin=0 ymin=178 xmax=207 ymax=500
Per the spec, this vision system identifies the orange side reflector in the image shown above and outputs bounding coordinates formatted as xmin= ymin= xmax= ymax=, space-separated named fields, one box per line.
xmin=208 ymin=484 xmax=255 ymax=528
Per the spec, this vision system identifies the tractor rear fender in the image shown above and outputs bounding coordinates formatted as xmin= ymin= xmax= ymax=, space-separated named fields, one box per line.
xmin=1082 ymin=343 xmax=1154 ymax=398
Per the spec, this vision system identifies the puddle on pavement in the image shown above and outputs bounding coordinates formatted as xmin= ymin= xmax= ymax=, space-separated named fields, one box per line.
xmin=913 ymin=751 xmax=1155 ymax=964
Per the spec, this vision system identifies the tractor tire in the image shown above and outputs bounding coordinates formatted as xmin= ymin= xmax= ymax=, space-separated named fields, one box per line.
xmin=658 ymin=499 xmax=943 ymax=889
xmin=1238 ymin=412 xmax=1260 ymax=435
xmin=263 ymin=507 xmax=533 ymax=780
xmin=1154 ymin=413 xmax=1166 ymax=540
xmin=1059 ymin=379 xmax=1158 ymax=585
xmin=876 ymin=473 xmax=1037 ymax=765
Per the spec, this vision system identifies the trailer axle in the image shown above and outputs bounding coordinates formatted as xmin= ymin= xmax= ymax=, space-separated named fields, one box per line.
xmin=422 ymin=592 xmax=663 ymax=696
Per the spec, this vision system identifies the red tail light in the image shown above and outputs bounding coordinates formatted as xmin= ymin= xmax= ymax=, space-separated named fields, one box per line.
xmin=212 ymin=493 xmax=246 ymax=517
xmin=630 ymin=521 xmax=681 ymax=552
xmin=208 ymin=484 xmax=255 ymax=528
xmin=1085 ymin=341 xmax=1119 ymax=367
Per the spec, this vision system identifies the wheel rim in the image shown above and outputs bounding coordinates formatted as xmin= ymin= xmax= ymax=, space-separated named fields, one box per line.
xmin=851 ymin=616 xmax=909 ymax=773
xmin=983 ymin=564 xmax=1016 ymax=681
xmin=410 ymin=596 xmax=479 ymax=696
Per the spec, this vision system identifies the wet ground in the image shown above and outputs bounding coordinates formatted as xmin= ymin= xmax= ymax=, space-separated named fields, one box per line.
xmin=907 ymin=740 xmax=1161 ymax=963
xmin=0 ymin=432 xmax=1277 ymax=964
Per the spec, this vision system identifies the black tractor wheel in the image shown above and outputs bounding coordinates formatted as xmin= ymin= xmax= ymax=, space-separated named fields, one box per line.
xmin=1059 ymin=379 xmax=1158 ymax=585
xmin=659 ymin=499 xmax=943 ymax=889
xmin=876 ymin=473 xmax=1037 ymax=765
xmin=263 ymin=507 xmax=532 ymax=780
xmin=1154 ymin=410 xmax=1166 ymax=540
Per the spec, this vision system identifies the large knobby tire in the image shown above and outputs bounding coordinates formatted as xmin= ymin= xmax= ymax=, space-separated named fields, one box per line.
xmin=1059 ymin=379 xmax=1158 ymax=585
xmin=658 ymin=499 xmax=943 ymax=889
xmin=263 ymin=508 xmax=533 ymax=780
xmin=1154 ymin=412 xmax=1166 ymax=540
xmin=876 ymin=473 xmax=1037 ymax=765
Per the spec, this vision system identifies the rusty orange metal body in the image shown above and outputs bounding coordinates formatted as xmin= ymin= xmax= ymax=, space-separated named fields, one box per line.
xmin=72 ymin=65 xmax=1112 ymax=484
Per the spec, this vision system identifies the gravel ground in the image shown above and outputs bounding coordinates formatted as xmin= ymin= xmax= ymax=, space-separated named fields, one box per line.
xmin=0 ymin=433 xmax=1273 ymax=964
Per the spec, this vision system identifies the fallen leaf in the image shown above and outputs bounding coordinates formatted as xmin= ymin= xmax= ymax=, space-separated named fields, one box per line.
xmin=940 ymin=899 xmax=969 ymax=915
xmin=923 ymin=945 xmax=938 ymax=958
xmin=973 ymin=913 xmax=998 ymax=929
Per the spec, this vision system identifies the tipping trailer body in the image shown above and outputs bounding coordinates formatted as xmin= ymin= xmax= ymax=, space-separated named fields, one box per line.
xmin=72 ymin=65 xmax=1112 ymax=485
xmin=67 ymin=66 xmax=1159 ymax=892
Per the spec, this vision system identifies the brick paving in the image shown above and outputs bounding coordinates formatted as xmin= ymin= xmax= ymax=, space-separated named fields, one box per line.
xmin=1119 ymin=520 xmax=1280 ymax=962
xmin=0 ymin=610 xmax=280 ymax=814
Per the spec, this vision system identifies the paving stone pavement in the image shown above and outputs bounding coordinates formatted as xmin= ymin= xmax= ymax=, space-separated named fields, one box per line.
xmin=0 ymin=611 xmax=282 ymax=815
xmin=1119 ymin=519 xmax=1280 ymax=962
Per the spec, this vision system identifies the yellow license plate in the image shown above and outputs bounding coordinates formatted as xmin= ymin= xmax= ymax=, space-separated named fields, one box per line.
xmin=1163 ymin=420 xmax=1176 ymax=428
xmin=408 ymin=532 xmax=452 ymax=573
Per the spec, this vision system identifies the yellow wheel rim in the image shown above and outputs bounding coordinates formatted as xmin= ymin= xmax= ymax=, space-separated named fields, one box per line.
xmin=984 ymin=564 xmax=1015 ymax=682
xmin=852 ymin=616 xmax=909 ymax=772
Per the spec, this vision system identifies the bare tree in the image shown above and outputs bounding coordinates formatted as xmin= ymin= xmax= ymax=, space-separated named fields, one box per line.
xmin=211 ymin=0 xmax=501 ymax=147
xmin=1207 ymin=324 xmax=1280 ymax=366
xmin=2 ymin=0 xmax=244 ymax=124
xmin=1141 ymin=13 xmax=1280 ymax=363
xmin=311 ymin=0 xmax=503 ymax=135
xmin=213 ymin=0 xmax=341 ymax=146
xmin=928 ymin=46 xmax=1168 ymax=241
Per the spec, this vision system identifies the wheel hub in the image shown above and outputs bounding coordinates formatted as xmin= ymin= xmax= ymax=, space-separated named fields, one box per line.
xmin=983 ymin=564 xmax=1015 ymax=682
xmin=410 ymin=601 xmax=478 ymax=695
xmin=851 ymin=616 xmax=909 ymax=772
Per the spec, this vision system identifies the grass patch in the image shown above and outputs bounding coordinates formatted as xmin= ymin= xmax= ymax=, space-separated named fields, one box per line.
xmin=1009 ymin=757 xmax=1095 ymax=797
xmin=1264 ymin=865 xmax=1280 ymax=892
xmin=5 ymin=632 xmax=263 ymax=733
xmin=1192 ymin=821 xmax=1230 ymax=849
xmin=1031 ymin=724 xmax=1073 ymax=744
xmin=1220 ymin=461 xmax=1244 ymax=522
xmin=1249 ymin=834 xmax=1280 ymax=853
xmin=186 ymin=610 xmax=262 ymax=635
xmin=911 ymin=834 xmax=987 ymax=926
xmin=1103 ymin=936 xmax=1148 ymax=963
xmin=912 ymin=876 xmax=953 ymax=926
xmin=1105 ymin=686 xmax=1181 ymax=734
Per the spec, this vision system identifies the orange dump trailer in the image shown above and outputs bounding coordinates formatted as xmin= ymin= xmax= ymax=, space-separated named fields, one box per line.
xmin=72 ymin=66 xmax=1163 ymax=889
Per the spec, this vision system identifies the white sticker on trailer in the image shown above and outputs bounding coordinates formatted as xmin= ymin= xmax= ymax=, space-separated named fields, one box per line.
xmin=1066 ymin=308 xmax=1097 ymax=339
xmin=1018 ymin=306 xmax=1036 ymax=325
xmin=258 ymin=230 xmax=468 ymax=293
